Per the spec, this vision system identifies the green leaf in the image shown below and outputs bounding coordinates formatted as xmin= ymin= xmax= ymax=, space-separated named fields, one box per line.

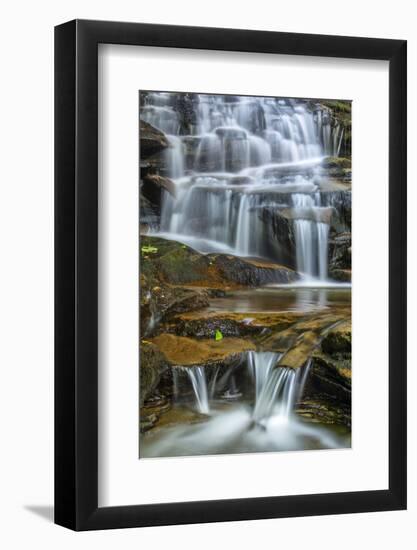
xmin=215 ymin=329 xmax=223 ymax=341
xmin=141 ymin=245 xmax=158 ymax=254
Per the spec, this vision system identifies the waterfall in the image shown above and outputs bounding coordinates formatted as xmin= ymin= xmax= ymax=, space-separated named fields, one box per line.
xmin=164 ymin=135 xmax=184 ymax=178
xmin=317 ymin=222 xmax=329 ymax=280
xmin=141 ymin=105 xmax=179 ymax=135
xmin=142 ymin=92 xmax=344 ymax=280
xmin=180 ymin=351 xmax=312 ymax=420
xmin=142 ymin=353 xmax=347 ymax=457
xmin=291 ymin=193 xmax=331 ymax=279
xmin=294 ymin=218 xmax=315 ymax=277
xmin=234 ymin=194 xmax=252 ymax=255
xmin=184 ymin=366 xmax=210 ymax=414
xmin=248 ymin=351 xmax=310 ymax=424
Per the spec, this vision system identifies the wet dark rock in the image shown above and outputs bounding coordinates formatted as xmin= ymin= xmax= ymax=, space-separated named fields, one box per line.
xmin=140 ymin=391 xmax=173 ymax=432
xmin=175 ymin=93 xmax=199 ymax=135
xmin=322 ymin=192 xmax=351 ymax=233
xmin=140 ymin=281 xmax=210 ymax=336
xmin=303 ymin=321 xmax=351 ymax=419
xmin=296 ymin=400 xmax=351 ymax=426
xmin=329 ymin=231 xmax=351 ymax=279
xmin=140 ymin=192 xmax=160 ymax=228
xmin=261 ymin=208 xmax=296 ymax=269
xmin=329 ymin=232 xmax=352 ymax=270
xmin=322 ymin=320 xmax=351 ymax=355
xmin=172 ymin=316 xmax=264 ymax=339
xmin=305 ymin=354 xmax=351 ymax=409
xmin=140 ymin=173 xmax=176 ymax=220
xmin=143 ymin=173 xmax=176 ymax=197
xmin=140 ymin=341 xmax=167 ymax=406
xmin=140 ymin=120 xmax=169 ymax=158
xmin=329 ymin=268 xmax=351 ymax=282
xmin=217 ymin=255 xmax=298 ymax=286
xmin=141 ymin=235 xmax=298 ymax=289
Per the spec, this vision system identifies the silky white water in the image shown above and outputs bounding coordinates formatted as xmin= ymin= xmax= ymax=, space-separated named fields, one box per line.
xmin=142 ymin=353 xmax=347 ymax=458
xmin=143 ymin=93 xmax=344 ymax=281
xmin=183 ymin=366 xmax=210 ymax=415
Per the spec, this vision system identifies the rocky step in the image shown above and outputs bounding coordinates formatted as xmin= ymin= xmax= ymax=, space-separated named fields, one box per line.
xmin=140 ymin=120 xmax=169 ymax=158
xmin=295 ymin=400 xmax=351 ymax=427
xmin=170 ymin=310 xmax=302 ymax=339
xmin=302 ymin=320 xmax=351 ymax=407
xmin=261 ymin=314 xmax=348 ymax=365
xmin=148 ymin=333 xmax=255 ymax=367
xmin=140 ymin=283 xmax=210 ymax=336
xmin=141 ymin=235 xmax=298 ymax=289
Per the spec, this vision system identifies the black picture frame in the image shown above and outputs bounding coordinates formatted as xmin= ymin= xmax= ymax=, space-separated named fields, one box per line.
xmin=55 ymin=19 xmax=407 ymax=531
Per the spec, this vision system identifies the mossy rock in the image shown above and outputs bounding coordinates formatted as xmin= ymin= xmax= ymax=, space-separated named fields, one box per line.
xmin=139 ymin=340 xmax=168 ymax=406
xmin=321 ymin=156 xmax=351 ymax=170
xmin=319 ymin=100 xmax=352 ymax=128
xmin=140 ymin=235 xmax=298 ymax=289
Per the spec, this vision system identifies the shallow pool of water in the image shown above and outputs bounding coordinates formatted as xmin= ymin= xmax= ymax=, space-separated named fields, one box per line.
xmin=140 ymin=403 xmax=351 ymax=459
xmin=208 ymin=287 xmax=351 ymax=314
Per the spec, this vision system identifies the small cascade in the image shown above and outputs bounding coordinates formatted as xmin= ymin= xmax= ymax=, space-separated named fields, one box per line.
xmin=292 ymin=193 xmax=331 ymax=280
xmin=249 ymin=135 xmax=272 ymax=166
xmin=317 ymin=222 xmax=330 ymax=280
xmin=253 ymin=368 xmax=297 ymax=423
xmin=183 ymin=366 xmax=210 ymax=414
xmin=248 ymin=351 xmax=311 ymax=424
xmin=164 ymin=135 xmax=184 ymax=178
xmin=180 ymin=351 xmax=312 ymax=421
xmin=142 ymin=92 xmax=348 ymax=281
xmin=194 ymin=133 xmax=223 ymax=172
xmin=141 ymin=105 xmax=179 ymax=135
xmin=142 ymin=347 xmax=347 ymax=458
xmin=234 ymin=194 xmax=252 ymax=255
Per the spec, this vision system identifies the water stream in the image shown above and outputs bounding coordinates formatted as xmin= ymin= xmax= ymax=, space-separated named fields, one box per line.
xmin=139 ymin=93 xmax=351 ymax=458
xmin=142 ymin=92 xmax=345 ymax=280
xmin=141 ymin=349 xmax=348 ymax=458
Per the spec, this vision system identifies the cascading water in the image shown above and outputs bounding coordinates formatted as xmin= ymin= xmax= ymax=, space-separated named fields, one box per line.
xmin=291 ymin=193 xmax=331 ymax=279
xmin=248 ymin=351 xmax=309 ymax=424
xmin=142 ymin=352 xmax=346 ymax=458
xmin=182 ymin=351 xmax=310 ymax=423
xmin=183 ymin=366 xmax=210 ymax=415
xmin=164 ymin=136 xmax=184 ymax=179
xmin=143 ymin=92 xmax=343 ymax=281
xmin=139 ymin=93 xmax=351 ymax=459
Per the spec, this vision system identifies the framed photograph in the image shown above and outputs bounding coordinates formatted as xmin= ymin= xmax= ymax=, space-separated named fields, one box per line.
xmin=55 ymin=19 xmax=407 ymax=530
